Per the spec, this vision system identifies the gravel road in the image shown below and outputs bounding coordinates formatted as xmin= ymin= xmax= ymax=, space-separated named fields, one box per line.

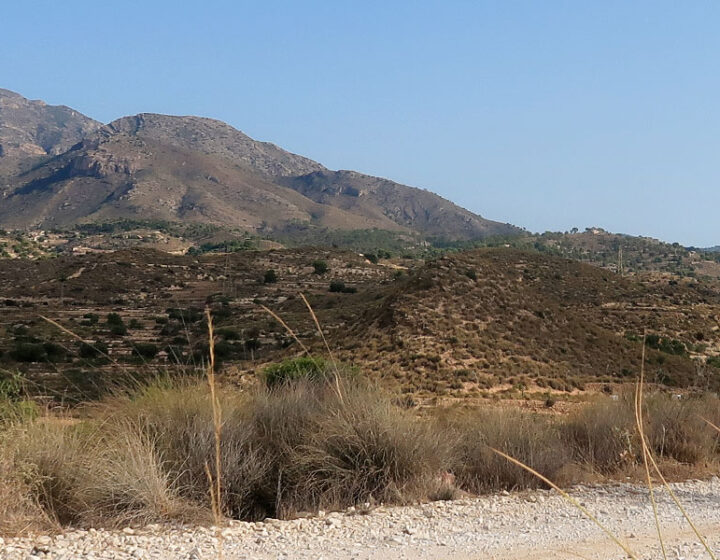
xmin=3 ymin=479 xmax=720 ymax=560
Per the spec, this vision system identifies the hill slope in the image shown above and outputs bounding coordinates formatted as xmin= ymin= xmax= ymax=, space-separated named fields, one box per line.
xmin=331 ymin=249 xmax=720 ymax=394
xmin=0 ymin=89 xmax=520 ymax=241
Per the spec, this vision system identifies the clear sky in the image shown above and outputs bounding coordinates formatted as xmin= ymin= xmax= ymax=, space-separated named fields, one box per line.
xmin=2 ymin=1 xmax=719 ymax=246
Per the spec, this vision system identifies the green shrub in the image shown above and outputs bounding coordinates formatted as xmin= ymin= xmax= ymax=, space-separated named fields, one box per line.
xmin=329 ymin=280 xmax=357 ymax=293
xmin=160 ymin=321 xmax=182 ymax=336
xmin=262 ymin=357 xmax=330 ymax=388
xmin=109 ymin=323 xmax=128 ymax=336
xmin=0 ymin=398 xmax=38 ymax=425
xmin=646 ymin=334 xmax=686 ymax=355
xmin=106 ymin=313 xmax=124 ymax=326
xmin=10 ymin=343 xmax=47 ymax=363
xmin=706 ymin=356 xmax=720 ymax=368
xmin=79 ymin=341 xmax=109 ymax=359
xmin=0 ymin=374 xmax=39 ymax=425
xmin=213 ymin=340 xmax=238 ymax=359
xmin=166 ymin=308 xmax=203 ymax=323
xmin=216 ymin=327 xmax=241 ymax=341
xmin=81 ymin=313 xmax=100 ymax=326
xmin=312 ymin=260 xmax=329 ymax=275
xmin=263 ymin=269 xmax=278 ymax=284
xmin=131 ymin=343 xmax=159 ymax=360
xmin=377 ymin=249 xmax=392 ymax=259
xmin=43 ymin=342 xmax=67 ymax=362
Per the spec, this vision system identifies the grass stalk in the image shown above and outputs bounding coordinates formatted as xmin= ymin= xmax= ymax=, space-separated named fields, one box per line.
xmin=632 ymin=333 xmax=716 ymax=560
xmin=204 ymin=307 xmax=224 ymax=560
xmin=634 ymin=332 xmax=667 ymax=560
xmin=299 ymin=293 xmax=344 ymax=404
xmin=644 ymin=437 xmax=716 ymax=559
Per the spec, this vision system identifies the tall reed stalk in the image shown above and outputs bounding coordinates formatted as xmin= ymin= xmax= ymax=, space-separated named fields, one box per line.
xmin=204 ymin=308 xmax=223 ymax=560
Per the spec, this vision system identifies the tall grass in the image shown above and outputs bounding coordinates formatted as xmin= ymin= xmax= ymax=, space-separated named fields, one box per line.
xmin=446 ymin=408 xmax=572 ymax=492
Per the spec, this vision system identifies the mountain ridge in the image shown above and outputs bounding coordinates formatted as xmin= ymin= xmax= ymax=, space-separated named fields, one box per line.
xmin=0 ymin=88 xmax=520 ymax=241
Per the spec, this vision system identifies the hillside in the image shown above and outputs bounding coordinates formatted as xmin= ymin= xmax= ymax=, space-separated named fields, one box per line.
xmin=1 ymin=246 xmax=719 ymax=402
xmin=0 ymin=89 xmax=520 ymax=242
xmin=280 ymin=170 xmax=517 ymax=240
xmin=461 ymin=228 xmax=720 ymax=280
xmin=331 ymin=249 xmax=720 ymax=395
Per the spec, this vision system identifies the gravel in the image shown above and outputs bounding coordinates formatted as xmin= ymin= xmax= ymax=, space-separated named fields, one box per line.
xmin=3 ymin=478 xmax=720 ymax=560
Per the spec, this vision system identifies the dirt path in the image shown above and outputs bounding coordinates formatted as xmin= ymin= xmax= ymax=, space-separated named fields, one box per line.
xmin=2 ymin=479 xmax=720 ymax=559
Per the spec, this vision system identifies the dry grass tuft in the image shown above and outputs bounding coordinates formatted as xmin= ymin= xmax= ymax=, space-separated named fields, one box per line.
xmin=3 ymin=372 xmax=720 ymax=533
xmin=3 ymin=418 xmax=199 ymax=530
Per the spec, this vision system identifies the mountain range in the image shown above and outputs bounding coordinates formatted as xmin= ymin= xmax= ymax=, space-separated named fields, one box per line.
xmin=0 ymin=88 xmax=520 ymax=241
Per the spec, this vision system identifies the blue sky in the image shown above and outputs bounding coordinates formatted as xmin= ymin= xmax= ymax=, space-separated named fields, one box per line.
xmin=3 ymin=1 xmax=719 ymax=246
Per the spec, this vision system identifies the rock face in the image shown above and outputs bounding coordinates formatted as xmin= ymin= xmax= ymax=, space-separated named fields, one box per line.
xmin=0 ymin=88 xmax=522 ymax=241
xmin=0 ymin=89 xmax=101 ymax=180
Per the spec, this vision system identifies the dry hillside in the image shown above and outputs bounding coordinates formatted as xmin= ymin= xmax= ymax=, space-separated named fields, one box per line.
xmin=333 ymin=249 xmax=720 ymax=395
xmin=1 ymin=247 xmax=718 ymax=401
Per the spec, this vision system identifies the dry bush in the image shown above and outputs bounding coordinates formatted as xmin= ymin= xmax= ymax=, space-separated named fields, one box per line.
xmin=4 ymin=374 xmax=720 ymax=532
xmin=8 ymin=421 xmax=90 ymax=526
xmin=564 ymin=395 xmax=637 ymax=472
xmin=448 ymin=408 xmax=572 ymax=492
xmin=0 ymin=453 xmax=53 ymax=535
xmin=643 ymin=393 xmax=720 ymax=464
xmin=78 ymin=422 xmax=199 ymax=526
xmin=97 ymin=382 xmax=267 ymax=521
xmin=91 ymin=376 xmax=454 ymax=521
xmin=565 ymin=392 xmax=720 ymax=470
xmin=280 ymin=380 xmax=455 ymax=514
